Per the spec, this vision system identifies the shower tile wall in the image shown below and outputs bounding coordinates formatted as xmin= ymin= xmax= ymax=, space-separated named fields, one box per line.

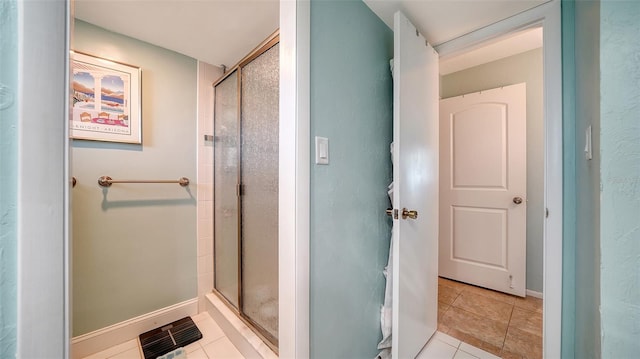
xmin=197 ymin=61 xmax=224 ymax=312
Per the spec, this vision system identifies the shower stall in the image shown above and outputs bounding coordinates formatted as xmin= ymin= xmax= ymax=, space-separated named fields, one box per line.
xmin=212 ymin=32 xmax=279 ymax=349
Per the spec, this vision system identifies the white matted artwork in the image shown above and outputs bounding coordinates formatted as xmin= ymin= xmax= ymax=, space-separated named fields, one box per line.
xmin=71 ymin=51 xmax=141 ymax=144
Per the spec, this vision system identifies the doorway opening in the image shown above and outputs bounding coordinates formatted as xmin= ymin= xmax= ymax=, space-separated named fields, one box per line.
xmin=67 ymin=1 xmax=281 ymax=358
xmin=435 ymin=26 xmax=545 ymax=358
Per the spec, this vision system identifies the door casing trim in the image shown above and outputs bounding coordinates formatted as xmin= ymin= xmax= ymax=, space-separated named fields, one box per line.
xmin=279 ymin=0 xmax=310 ymax=358
xmin=281 ymin=1 xmax=562 ymax=357
xmin=435 ymin=2 xmax=563 ymax=358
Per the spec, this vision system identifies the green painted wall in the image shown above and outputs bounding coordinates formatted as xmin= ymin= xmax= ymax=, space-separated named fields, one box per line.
xmin=599 ymin=1 xmax=640 ymax=356
xmin=0 ymin=0 xmax=18 ymax=355
xmin=573 ymin=1 xmax=602 ymax=357
xmin=441 ymin=48 xmax=545 ymax=292
xmin=72 ymin=20 xmax=198 ymax=336
xmin=309 ymin=0 xmax=393 ymax=357
xmin=563 ymin=0 xmax=604 ymax=356
xmin=561 ymin=1 xmax=576 ymax=357
xmin=563 ymin=1 xmax=640 ymax=356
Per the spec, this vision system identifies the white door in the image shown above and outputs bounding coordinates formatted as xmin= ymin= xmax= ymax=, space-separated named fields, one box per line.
xmin=392 ymin=11 xmax=439 ymax=359
xmin=439 ymin=83 xmax=527 ymax=296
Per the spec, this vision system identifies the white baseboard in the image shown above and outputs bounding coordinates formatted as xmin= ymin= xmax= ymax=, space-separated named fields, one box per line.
xmin=526 ymin=289 xmax=543 ymax=299
xmin=71 ymin=298 xmax=198 ymax=359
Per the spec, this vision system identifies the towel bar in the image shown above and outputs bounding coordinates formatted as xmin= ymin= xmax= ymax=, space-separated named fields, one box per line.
xmin=98 ymin=176 xmax=190 ymax=188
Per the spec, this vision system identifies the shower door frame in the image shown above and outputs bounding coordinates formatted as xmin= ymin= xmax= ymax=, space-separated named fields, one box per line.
xmin=211 ymin=30 xmax=280 ymax=351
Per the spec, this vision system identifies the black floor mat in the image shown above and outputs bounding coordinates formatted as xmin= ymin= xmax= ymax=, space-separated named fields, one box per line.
xmin=139 ymin=316 xmax=203 ymax=359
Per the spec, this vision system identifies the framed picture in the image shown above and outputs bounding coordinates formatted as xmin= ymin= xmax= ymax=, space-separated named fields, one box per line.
xmin=71 ymin=51 xmax=142 ymax=144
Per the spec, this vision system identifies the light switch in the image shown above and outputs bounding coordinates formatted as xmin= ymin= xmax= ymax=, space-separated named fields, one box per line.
xmin=315 ymin=136 xmax=329 ymax=165
xmin=584 ymin=125 xmax=592 ymax=160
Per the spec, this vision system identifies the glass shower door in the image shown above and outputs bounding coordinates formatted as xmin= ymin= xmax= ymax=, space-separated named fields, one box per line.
xmin=213 ymin=71 xmax=239 ymax=308
xmin=240 ymin=43 xmax=279 ymax=342
xmin=0 ymin=1 xmax=18 ymax=353
xmin=212 ymin=35 xmax=279 ymax=348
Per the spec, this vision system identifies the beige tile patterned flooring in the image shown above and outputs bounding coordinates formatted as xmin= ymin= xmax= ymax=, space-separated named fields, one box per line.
xmin=82 ymin=312 xmax=244 ymax=359
xmin=437 ymin=277 xmax=543 ymax=359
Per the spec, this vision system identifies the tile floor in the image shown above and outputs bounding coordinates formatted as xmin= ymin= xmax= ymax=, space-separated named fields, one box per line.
xmin=437 ymin=277 xmax=543 ymax=359
xmin=418 ymin=331 xmax=502 ymax=359
xmin=82 ymin=312 xmax=244 ymax=359
xmin=86 ymin=280 xmax=542 ymax=359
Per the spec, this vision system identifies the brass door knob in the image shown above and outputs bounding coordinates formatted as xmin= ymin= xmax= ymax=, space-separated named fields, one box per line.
xmin=513 ymin=197 xmax=523 ymax=204
xmin=402 ymin=208 xmax=418 ymax=220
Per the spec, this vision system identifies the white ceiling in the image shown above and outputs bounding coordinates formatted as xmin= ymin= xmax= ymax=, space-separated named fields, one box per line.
xmin=75 ymin=0 xmax=548 ymax=70
xmin=74 ymin=0 xmax=280 ymax=67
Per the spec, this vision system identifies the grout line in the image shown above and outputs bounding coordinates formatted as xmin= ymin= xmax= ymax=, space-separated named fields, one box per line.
xmin=500 ymin=302 xmax=516 ymax=355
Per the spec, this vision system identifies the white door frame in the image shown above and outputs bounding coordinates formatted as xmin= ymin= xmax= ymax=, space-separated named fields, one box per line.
xmin=436 ymin=2 xmax=562 ymax=358
xmin=280 ymin=1 xmax=561 ymax=358
xmin=16 ymin=0 xmax=71 ymax=357
xmin=18 ymin=0 xmax=312 ymax=357
xmin=18 ymin=0 xmax=310 ymax=357
xmin=279 ymin=1 xmax=310 ymax=358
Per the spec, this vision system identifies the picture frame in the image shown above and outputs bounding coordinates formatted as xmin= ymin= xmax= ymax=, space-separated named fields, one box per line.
xmin=71 ymin=51 xmax=142 ymax=144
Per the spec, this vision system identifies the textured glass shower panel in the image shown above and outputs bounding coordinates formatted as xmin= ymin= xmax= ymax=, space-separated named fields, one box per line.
xmin=240 ymin=43 xmax=279 ymax=339
xmin=0 ymin=1 xmax=18 ymax=352
xmin=214 ymin=71 xmax=239 ymax=308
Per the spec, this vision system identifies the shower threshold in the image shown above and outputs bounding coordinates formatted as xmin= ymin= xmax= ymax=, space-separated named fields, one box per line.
xmin=205 ymin=293 xmax=278 ymax=359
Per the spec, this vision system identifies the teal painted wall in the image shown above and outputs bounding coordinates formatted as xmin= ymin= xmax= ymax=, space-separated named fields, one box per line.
xmin=561 ymin=1 xmax=576 ymax=358
xmin=573 ymin=1 xmax=602 ymax=357
xmin=441 ymin=48 xmax=545 ymax=292
xmin=0 ymin=0 xmax=18 ymax=356
xmin=599 ymin=1 xmax=640 ymax=356
xmin=72 ymin=20 xmax=198 ymax=336
xmin=564 ymin=1 xmax=640 ymax=356
xmin=309 ymin=0 xmax=393 ymax=357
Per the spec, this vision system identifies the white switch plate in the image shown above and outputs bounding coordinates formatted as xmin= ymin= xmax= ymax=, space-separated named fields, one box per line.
xmin=315 ymin=136 xmax=329 ymax=165
xmin=585 ymin=125 xmax=592 ymax=160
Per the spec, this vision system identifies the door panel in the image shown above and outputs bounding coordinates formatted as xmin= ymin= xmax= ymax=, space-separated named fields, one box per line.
xmin=452 ymin=104 xmax=507 ymax=188
xmin=240 ymin=43 xmax=280 ymax=341
xmin=452 ymin=206 xmax=507 ymax=268
xmin=213 ymin=71 xmax=240 ymax=308
xmin=439 ymin=83 xmax=526 ymax=297
xmin=392 ymin=11 xmax=439 ymax=359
